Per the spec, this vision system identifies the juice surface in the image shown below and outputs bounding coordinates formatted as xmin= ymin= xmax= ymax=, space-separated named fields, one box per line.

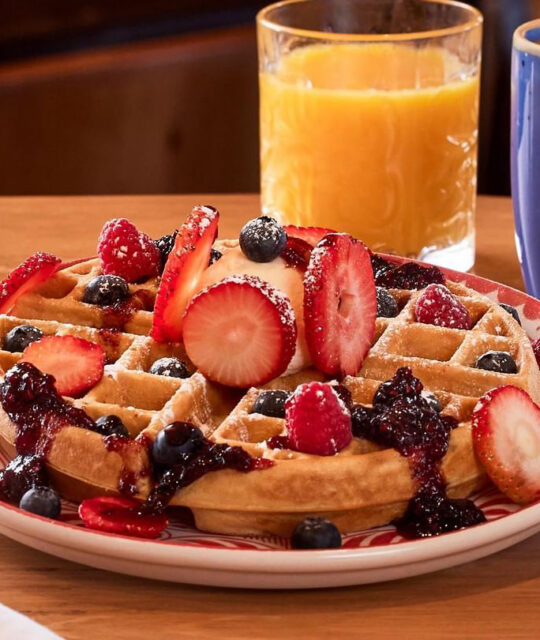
xmin=260 ymin=44 xmax=479 ymax=257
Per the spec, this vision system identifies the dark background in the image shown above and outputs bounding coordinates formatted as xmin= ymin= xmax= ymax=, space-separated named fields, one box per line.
xmin=0 ymin=0 xmax=537 ymax=196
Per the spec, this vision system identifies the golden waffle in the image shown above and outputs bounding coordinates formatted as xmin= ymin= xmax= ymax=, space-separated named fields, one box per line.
xmin=9 ymin=258 xmax=157 ymax=335
xmin=135 ymin=280 xmax=540 ymax=536
xmin=1 ymin=263 xmax=539 ymax=537
xmin=8 ymin=239 xmax=238 ymax=337
xmin=0 ymin=310 xmax=193 ymax=501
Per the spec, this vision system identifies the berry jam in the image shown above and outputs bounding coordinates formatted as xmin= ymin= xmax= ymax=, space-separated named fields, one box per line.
xmin=0 ymin=362 xmax=103 ymax=506
xmin=265 ymin=435 xmax=290 ymax=450
xmin=97 ymin=328 xmax=123 ymax=361
xmin=370 ymin=253 xmax=394 ymax=282
xmin=280 ymin=237 xmax=312 ymax=272
xmin=371 ymin=254 xmax=445 ymax=290
xmin=0 ymin=362 xmax=96 ymax=457
xmin=141 ymin=435 xmax=273 ymax=514
xmin=0 ymin=454 xmax=49 ymax=503
xmin=351 ymin=367 xmax=485 ymax=538
xmin=101 ymin=289 xmax=155 ymax=331
xmin=104 ymin=435 xmax=150 ymax=497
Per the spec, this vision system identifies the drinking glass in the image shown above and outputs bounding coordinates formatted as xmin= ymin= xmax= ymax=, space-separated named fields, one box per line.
xmin=511 ymin=19 xmax=540 ymax=297
xmin=257 ymin=0 xmax=482 ymax=270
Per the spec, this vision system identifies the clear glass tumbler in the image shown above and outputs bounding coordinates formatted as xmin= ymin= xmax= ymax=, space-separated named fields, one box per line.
xmin=257 ymin=0 xmax=482 ymax=270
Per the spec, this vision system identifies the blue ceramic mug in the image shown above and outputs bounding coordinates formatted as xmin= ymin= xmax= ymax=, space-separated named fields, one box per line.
xmin=511 ymin=19 xmax=540 ymax=297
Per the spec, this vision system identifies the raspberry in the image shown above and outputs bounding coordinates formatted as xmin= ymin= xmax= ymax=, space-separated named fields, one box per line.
xmin=532 ymin=338 xmax=540 ymax=369
xmin=415 ymin=284 xmax=471 ymax=329
xmin=98 ymin=218 xmax=161 ymax=283
xmin=285 ymin=382 xmax=352 ymax=456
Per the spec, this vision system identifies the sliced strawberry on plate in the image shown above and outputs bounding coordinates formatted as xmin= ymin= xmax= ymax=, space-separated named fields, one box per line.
xmin=79 ymin=496 xmax=168 ymax=539
xmin=472 ymin=385 xmax=540 ymax=504
xmin=98 ymin=218 xmax=161 ymax=283
xmin=285 ymin=381 xmax=352 ymax=456
xmin=280 ymin=236 xmax=313 ymax=271
xmin=284 ymin=225 xmax=336 ymax=247
xmin=182 ymin=275 xmax=297 ymax=387
xmin=151 ymin=206 xmax=219 ymax=343
xmin=303 ymin=233 xmax=376 ymax=377
xmin=20 ymin=335 xmax=105 ymax=397
xmin=0 ymin=252 xmax=61 ymax=314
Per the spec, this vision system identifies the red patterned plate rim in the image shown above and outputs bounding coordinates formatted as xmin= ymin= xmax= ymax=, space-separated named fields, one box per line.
xmin=1 ymin=261 xmax=540 ymax=558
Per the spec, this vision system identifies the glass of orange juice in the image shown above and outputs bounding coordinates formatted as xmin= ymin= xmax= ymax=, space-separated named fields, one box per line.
xmin=257 ymin=0 xmax=482 ymax=270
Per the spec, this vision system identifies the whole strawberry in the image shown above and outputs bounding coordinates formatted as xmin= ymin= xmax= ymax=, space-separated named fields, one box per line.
xmin=98 ymin=218 xmax=161 ymax=283
xmin=285 ymin=382 xmax=352 ymax=456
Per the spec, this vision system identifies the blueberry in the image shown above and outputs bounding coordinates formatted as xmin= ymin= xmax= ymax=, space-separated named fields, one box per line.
xmin=149 ymin=357 xmax=190 ymax=379
xmin=3 ymin=325 xmax=43 ymax=352
xmin=95 ymin=414 xmax=130 ymax=437
xmin=239 ymin=216 xmax=287 ymax=263
xmin=252 ymin=390 xmax=291 ymax=418
xmin=155 ymin=230 xmax=178 ymax=271
xmin=19 ymin=486 xmax=61 ymax=519
xmin=500 ymin=303 xmax=521 ymax=326
xmin=475 ymin=351 xmax=518 ymax=374
xmin=152 ymin=422 xmax=205 ymax=468
xmin=83 ymin=275 xmax=130 ymax=306
xmin=209 ymin=248 xmax=223 ymax=265
xmin=291 ymin=517 xmax=342 ymax=549
xmin=376 ymin=287 xmax=398 ymax=318
xmin=421 ymin=391 xmax=442 ymax=413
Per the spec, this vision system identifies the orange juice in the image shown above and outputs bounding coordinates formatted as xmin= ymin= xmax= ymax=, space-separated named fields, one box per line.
xmin=260 ymin=44 xmax=479 ymax=257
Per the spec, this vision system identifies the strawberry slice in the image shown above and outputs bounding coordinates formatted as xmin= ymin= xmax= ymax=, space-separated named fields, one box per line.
xmin=0 ymin=252 xmax=61 ymax=314
xmin=182 ymin=275 xmax=297 ymax=387
xmin=303 ymin=233 xmax=376 ymax=376
xmin=151 ymin=206 xmax=219 ymax=343
xmin=472 ymin=386 xmax=540 ymax=504
xmin=284 ymin=225 xmax=336 ymax=247
xmin=79 ymin=496 xmax=168 ymax=539
xmin=21 ymin=335 xmax=105 ymax=397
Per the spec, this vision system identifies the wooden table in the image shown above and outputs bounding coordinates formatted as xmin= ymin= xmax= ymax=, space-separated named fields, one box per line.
xmin=0 ymin=194 xmax=534 ymax=640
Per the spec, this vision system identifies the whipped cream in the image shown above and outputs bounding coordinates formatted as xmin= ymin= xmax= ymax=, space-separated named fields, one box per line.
xmin=196 ymin=245 xmax=311 ymax=374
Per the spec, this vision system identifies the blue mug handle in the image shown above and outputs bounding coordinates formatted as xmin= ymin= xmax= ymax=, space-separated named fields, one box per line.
xmin=511 ymin=19 xmax=540 ymax=298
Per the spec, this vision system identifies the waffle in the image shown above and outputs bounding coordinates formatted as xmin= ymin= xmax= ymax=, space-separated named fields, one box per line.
xmin=9 ymin=258 xmax=157 ymax=335
xmin=136 ymin=280 xmax=540 ymax=535
xmin=1 ymin=257 xmax=540 ymax=537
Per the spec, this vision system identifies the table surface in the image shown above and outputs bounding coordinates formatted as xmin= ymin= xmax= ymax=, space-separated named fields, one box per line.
xmin=0 ymin=194 xmax=535 ymax=640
